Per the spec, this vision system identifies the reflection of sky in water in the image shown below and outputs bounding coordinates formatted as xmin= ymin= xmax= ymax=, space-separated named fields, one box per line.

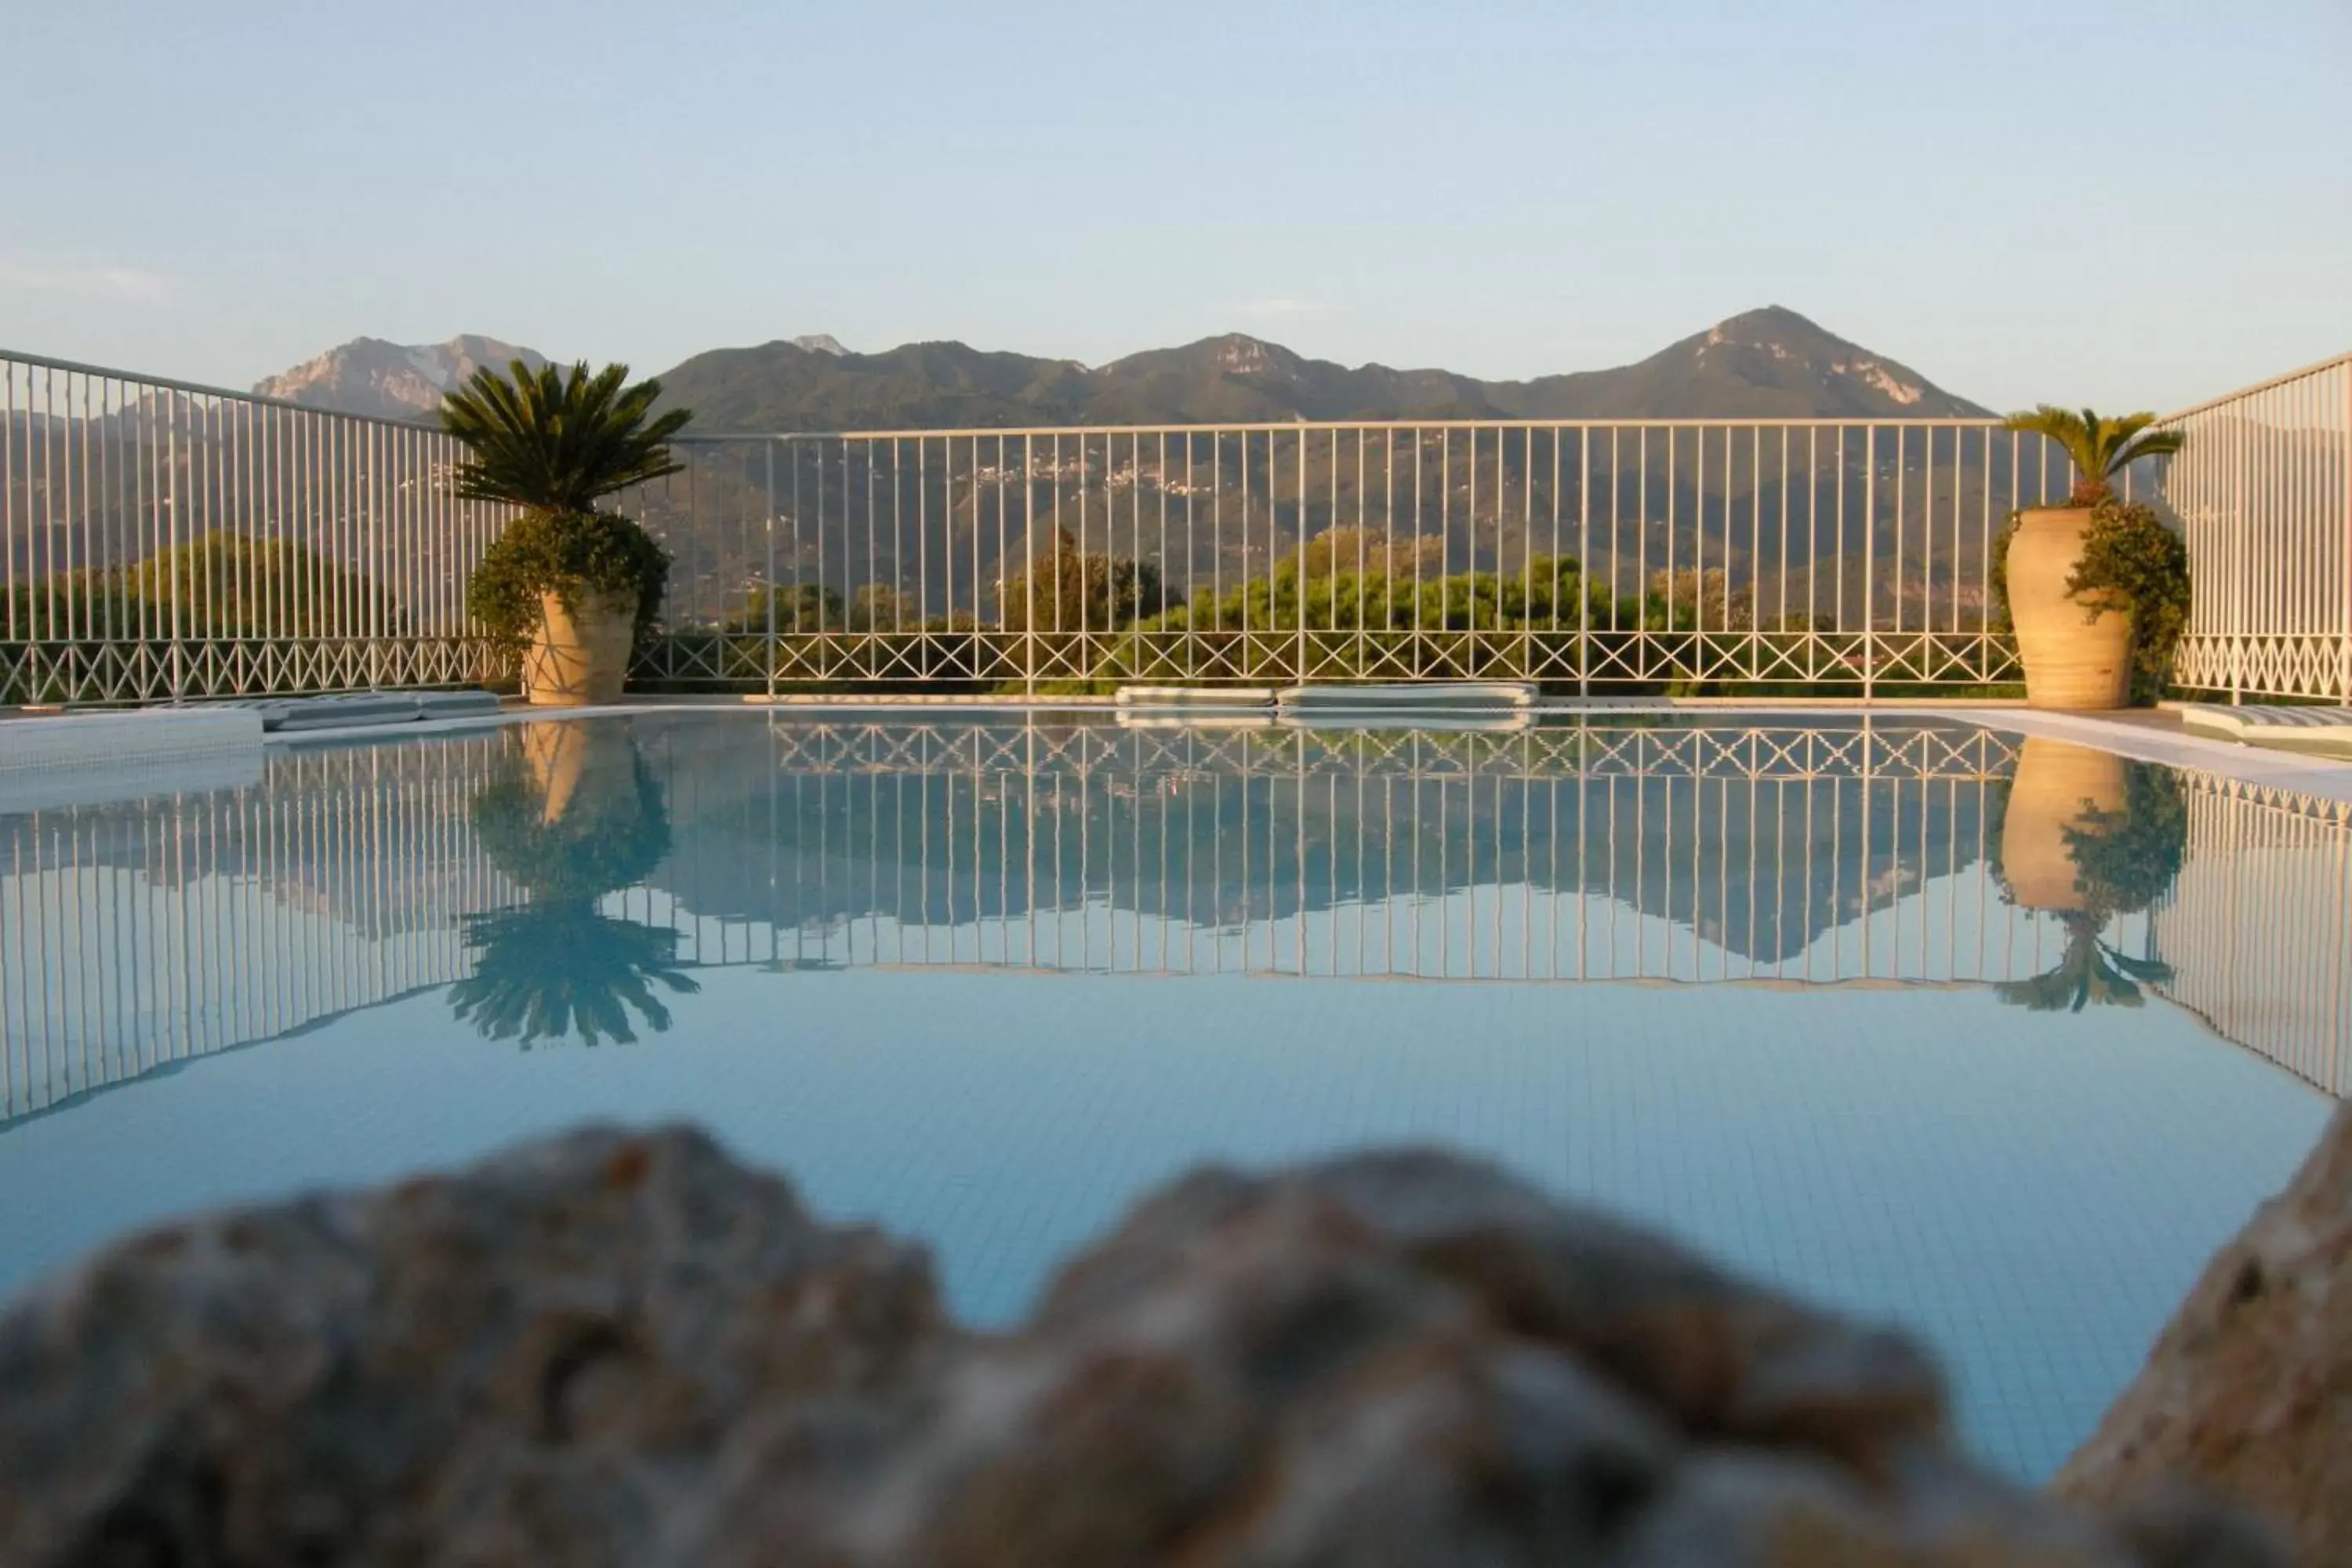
xmin=1 ymin=714 xmax=2343 ymax=1483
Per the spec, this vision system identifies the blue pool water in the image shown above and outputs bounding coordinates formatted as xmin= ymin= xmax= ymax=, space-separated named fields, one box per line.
xmin=1 ymin=712 xmax=2342 ymax=1480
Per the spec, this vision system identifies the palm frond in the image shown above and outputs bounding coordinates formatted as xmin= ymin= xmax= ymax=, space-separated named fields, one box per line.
xmin=2002 ymin=405 xmax=2182 ymax=503
xmin=2100 ymin=945 xmax=2176 ymax=985
xmin=2111 ymin=427 xmax=2186 ymax=474
xmin=440 ymin=360 xmax=691 ymax=514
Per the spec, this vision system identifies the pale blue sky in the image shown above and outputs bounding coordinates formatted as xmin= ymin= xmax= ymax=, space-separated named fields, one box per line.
xmin=2 ymin=0 xmax=2345 ymax=412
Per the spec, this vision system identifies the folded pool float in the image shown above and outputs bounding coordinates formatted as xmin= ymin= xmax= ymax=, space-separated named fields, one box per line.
xmin=1114 ymin=686 xmax=1278 ymax=708
xmin=2177 ymin=703 xmax=2352 ymax=759
xmin=234 ymin=690 xmax=506 ymax=733
xmin=1276 ymin=682 xmax=1537 ymax=711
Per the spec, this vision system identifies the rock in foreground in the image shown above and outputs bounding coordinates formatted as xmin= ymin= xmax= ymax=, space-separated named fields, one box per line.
xmin=0 ymin=1127 xmax=2282 ymax=1567
xmin=2056 ymin=1098 xmax=2352 ymax=1567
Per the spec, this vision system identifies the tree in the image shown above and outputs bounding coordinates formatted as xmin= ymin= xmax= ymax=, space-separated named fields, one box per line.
xmin=997 ymin=531 xmax=1179 ymax=633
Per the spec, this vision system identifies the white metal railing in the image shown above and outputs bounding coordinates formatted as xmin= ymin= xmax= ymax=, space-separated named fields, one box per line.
xmin=626 ymin=422 xmax=2074 ymax=693
xmin=11 ymin=340 xmax=2350 ymax=702
xmin=7 ymin=717 xmax=2344 ymax=1124
xmin=2 ymin=349 xmax=510 ymax=703
xmin=2156 ymin=350 xmax=2352 ymax=701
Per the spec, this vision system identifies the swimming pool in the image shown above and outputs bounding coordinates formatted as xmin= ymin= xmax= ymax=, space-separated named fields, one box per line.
xmin=2 ymin=710 xmax=2343 ymax=1480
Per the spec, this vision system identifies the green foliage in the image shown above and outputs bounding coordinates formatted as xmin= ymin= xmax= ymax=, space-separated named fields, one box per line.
xmin=4 ymin=532 xmax=390 ymax=701
xmin=997 ymin=531 xmax=1180 ymax=634
xmin=2060 ymin=761 xmax=2188 ymax=922
xmin=440 ymin=360 xmax=692 ymax=514
xmin=724 ymin=582 xmax=845 ymax=634
xmin=2000 ymin=406 xmax=2184 ymax=506
xmin=2070 ymin=502 xmax=2190 ymax=704
xmin=466 ymin=509 xmax=673 ymax=649
xmin=8 ymin=532 xmax=379 ymax=641
xmin=1133 ymin=553 xmax=1614 ymax=638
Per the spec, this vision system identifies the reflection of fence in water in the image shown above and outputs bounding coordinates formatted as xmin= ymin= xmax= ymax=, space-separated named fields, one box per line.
xmin=3 ymin=720 xmax=2344 ymax=1124
xmin=1 ymin=736 xmax=516 ymax=1120
xmin=2153 ymin=776 xmax=2352 ymax=1096
xmin=638 ymin=720 xmax=2046 ymax=985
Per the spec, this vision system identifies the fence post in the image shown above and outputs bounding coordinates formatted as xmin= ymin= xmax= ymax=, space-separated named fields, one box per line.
xmin=764 ymin=440 xmax=778 ymax=705
xmin=1296 ymin=429 xmax=1309 ymax=685
xmin=2340 ymin=363 xmax=2350 ymax=702
xmin=2233 ymin=412 xmax=2246 ymax=706
xmin=1862 ymin=426 xmax=1876 ymax=702
xmin=167 ymin=393 xmax=185 ymax=704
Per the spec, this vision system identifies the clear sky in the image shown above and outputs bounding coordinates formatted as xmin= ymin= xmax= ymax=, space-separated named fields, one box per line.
xmin=2 ymin=0 xmax=2345 ymax=413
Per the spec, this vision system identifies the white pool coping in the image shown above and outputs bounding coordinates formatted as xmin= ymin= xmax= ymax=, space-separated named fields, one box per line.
xmin=9 ymin=699 xmax=2351 ymax=807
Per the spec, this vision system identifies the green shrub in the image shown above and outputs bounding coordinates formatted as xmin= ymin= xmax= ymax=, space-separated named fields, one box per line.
xmin=466 ymin=510 xmax=673 ymax=652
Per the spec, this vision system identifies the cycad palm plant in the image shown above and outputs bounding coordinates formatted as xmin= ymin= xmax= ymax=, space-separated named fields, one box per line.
xmin=442 ymin=360 xmax=691 ymax=514
xmin=445 ymin=362 xmax=693 ymax=700
xmin=2000 ymin=406 xmax=2184 ymax=506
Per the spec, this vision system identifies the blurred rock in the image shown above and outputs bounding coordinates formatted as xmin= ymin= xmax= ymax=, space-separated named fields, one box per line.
xmin=0 ymin=1126 xmax=942 ymax=1566
xmin=2055 ymin=1099 xmax=2351 ymax=1566
xmin=0 ymin=1129 xmax=2282 ymax=1567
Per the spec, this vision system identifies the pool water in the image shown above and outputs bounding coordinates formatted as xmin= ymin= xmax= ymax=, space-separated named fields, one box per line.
xmin=2 ymin=712 xmax=2343 ymax=1480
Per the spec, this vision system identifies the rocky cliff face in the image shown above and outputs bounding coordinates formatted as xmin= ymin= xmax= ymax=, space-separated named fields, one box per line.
xmin=2056 ymin=1098 xmax=2352 ymax=1566
xmin=0 ymin=1127 xmax=2282 ymax=1567
xmin=252 ymin=334 xmax=552 ymax=420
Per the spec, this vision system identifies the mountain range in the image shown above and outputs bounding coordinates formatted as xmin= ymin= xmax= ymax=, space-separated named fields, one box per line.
xmin=250 ymin=308 xmax=1993 ymax=430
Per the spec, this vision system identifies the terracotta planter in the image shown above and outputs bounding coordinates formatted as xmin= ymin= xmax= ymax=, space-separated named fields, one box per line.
xmin=2000 ymin=737 xmax=2126 ymax=911
xmin=519 ymin=719 xmax=623 ymax=822
xmin=2005 ymin=506 xmax=2133 ymax=710
xmin=520 ymin=590 xmax=637 ymax=707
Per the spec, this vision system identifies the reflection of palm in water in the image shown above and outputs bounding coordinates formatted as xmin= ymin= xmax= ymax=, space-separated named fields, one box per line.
xmin=450 ymin=904 xmax=699 ymax=1047
xmin=452 ymin=721 xmax=699 ymax=1048
xmin=1993 ymin=740 xmax=2187 ymax=1014
xmin=1994 ymin=913 xmax=2175 ymax=1013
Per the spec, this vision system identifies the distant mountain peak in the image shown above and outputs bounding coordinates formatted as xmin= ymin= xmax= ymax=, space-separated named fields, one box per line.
xmin=1214 ymin=335 xmax=1286 ymax=375
xmin=789 ymin=334 xmax=848 ymax=357
xmin=255 ymin=335 xmax=550 ymax=419
xmin=1664 ymin=307 xmax=1981 ymax=418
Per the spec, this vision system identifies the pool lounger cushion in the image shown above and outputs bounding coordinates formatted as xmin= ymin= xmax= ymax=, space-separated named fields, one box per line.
xmin=413 ymin=690 xmax=504 ymax=721
xmin=2178 ymin=703 xmax=2352 ymax=756
xmin=1277 ymin=710 xmax=1532 ymax=734
xmin=1116 ymin=686 xmax=1277 ymax=708
xmin=1277 ymin=682 xmax=1537 ymax=710
xmin=241 ymin=690 xmax=504 ymax=733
